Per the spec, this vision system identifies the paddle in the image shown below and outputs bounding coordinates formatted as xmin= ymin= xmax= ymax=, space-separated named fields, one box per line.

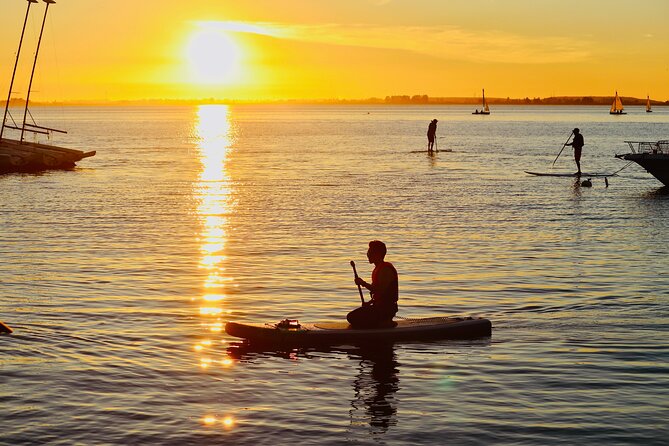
xmin=552 ymin=131 xmax=574 ymax=167
xmin=350 ymin=261 xmax=365 ymax=304
xmin=0 ymin=320 xmax=12 ymax=334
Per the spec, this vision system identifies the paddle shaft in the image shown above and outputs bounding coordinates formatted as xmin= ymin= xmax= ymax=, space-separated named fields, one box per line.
xmin=350 ymin=261 xmax=365 ymax=304
xmin=0 ymin=320 xmax=12 ymax=334
xmin=552 ymin=131 xmax=574 ymax=166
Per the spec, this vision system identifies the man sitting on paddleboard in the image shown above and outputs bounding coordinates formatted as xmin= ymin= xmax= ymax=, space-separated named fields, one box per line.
xmin=347 ymin=240 xmax=399 ymax=328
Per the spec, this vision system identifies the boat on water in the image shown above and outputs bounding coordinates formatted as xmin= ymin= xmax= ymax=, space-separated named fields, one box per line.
xmin=610 ymin=91 xmax=626 ymax=115
xmin=615 ymin=140 xmax=669 ymax=186
xmin=0 ymin=0 xmax=95 ymax=173
xmin=472 ymin=89 xmax=490 ymax=115
xmin=646 ymin=96 xmax=653 ymax=113
xmin=226 ymin=316 xmax=492 ymax=346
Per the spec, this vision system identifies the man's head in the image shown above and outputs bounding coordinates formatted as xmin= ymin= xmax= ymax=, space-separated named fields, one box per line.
xmin=573 ymin=128 xmax=580 ymax=134
xmin=367 ymin=240 xmax=387 ymax=264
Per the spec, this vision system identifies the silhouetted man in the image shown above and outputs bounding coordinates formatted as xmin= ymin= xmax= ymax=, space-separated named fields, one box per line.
xmin=347 ymin=241 xmax=399 ymax=329
xmin=426 ymin=119 xmax=438 ymax=152
xmin=566 ymin=128 xmax=585 ymax=175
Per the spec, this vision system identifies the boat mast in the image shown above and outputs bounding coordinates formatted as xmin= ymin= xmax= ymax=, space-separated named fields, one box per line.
xmin=20 ymin=0 xmax=56 ymax=143
xmin=611 ymin=91 xmax=619 ymax=113
xmin=1 ymin=0 xmax=39 ymax=142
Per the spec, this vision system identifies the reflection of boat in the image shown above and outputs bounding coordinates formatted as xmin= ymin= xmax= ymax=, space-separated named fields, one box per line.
xmin=615 ymin=140 xmax=669 ymax=186
xmin=646 ymin=95 xmax=653 ymax=113
xmin=472 ymin=89 xmax=490 ymax=115
xmin=1 ymin=0 xmax=95 ymax=173
xmin=609 ymin=91 xmax=626 ymax=115
xmin=226 ymin=316 xmax=492 ymax=346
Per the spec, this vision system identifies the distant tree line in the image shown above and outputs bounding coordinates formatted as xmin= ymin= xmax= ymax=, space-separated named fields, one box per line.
xmin=384 ymin=95 xmax=430 ymax=104
xmin=4 ymin=95 xmax=668 ymax=106
xmin=382 ymin=95 xmax=668 ymax=106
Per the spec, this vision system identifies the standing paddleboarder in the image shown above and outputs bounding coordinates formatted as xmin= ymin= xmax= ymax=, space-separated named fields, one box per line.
xmin=347 ymin=240 xmax=399 ymax=329
xmin=427 ymin=119 xmax=438 ymax=152
xmin=565 ymin=128 xmax=585 ymax=175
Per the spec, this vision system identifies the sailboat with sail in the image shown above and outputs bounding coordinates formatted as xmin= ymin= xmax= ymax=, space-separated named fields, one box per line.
xmin=1 ymin=0 xmax=95 ymax=173
xmin=646 ymin=95 xmax=652 ymax=113
xmin=472 ymin=89 xmax=490 ymax=115
xmin=609 ymin=91 xmax=626 ymax=115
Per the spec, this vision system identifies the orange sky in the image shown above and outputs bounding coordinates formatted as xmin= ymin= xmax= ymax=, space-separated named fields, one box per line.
xmin=1 ymin=0 xmax=668 ymax=102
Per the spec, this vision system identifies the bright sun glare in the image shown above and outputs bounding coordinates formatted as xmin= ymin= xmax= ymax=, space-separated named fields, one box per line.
xmin=186 ymin=28 xmax=241 ymax=85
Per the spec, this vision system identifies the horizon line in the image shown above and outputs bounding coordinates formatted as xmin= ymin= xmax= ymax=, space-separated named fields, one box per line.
xmin=5 ymin=94 xmax=667 ymax=107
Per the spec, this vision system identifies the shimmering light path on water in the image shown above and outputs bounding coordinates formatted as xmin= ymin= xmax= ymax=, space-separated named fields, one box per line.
xmin=1 ymin=105 xmax=668 ymax=444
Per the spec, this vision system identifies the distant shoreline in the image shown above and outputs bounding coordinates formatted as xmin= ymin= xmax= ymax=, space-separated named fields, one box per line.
xmin=5 ymin=95 xmax=668 ymax=107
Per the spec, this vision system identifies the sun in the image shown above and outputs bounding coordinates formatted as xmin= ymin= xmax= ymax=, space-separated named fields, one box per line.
xmin=186 ymin=28 xmax=242 ymax=85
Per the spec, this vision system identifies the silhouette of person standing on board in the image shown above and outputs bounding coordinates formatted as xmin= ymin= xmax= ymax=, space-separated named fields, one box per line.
xmin=565 ymin=128 xmax=585 ymax=175
xmin=347 ymin=241 xmax=399 ymax=329
xmin=426 ymin=119 xmax=438 ymax=152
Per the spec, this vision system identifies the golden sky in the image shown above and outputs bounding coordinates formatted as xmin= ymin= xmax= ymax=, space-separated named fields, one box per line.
xmin=1 ymin=0 xmax=668 ymax=101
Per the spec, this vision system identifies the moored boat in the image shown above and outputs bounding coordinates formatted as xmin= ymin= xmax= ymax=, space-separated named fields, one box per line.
xmin=1 ymin=0 xmax=95 ymax=173
xmin=615 ymin=140 xmax=669 ymax=186
xmin=0 ymin=138 xmax=95 ymax=173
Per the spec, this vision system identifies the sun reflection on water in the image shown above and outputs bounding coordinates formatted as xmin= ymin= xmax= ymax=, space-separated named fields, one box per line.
xmin=201 ymin=414 xmax=236 ymax=430
xmin=193 ymin=105 xmax=237 ymax=359
xmin=193 ymin=105 xmax=241 ymax=430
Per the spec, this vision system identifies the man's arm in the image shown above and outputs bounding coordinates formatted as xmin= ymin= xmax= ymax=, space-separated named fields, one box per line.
xmin=355 ymin=276 xmax=372 ymax=291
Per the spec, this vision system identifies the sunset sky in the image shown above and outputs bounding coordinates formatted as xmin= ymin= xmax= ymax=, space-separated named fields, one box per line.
xmin=1 ymin=0 xmax=668 ymax=102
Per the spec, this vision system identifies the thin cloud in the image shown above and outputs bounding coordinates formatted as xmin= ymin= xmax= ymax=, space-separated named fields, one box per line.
xmin=193 ymin=21 xmax=285 ymax=38
xmin=218 ymin=21 xmax=591 ymax=64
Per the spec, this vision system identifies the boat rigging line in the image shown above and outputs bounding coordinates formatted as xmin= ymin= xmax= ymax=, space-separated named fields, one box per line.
xmin=610 ymin=160 xmax=635 ymax=176
xmin=21 ymin=0 xmax=56 ymax=142
xmin=1 ymin=0 xmax=38 ymax=142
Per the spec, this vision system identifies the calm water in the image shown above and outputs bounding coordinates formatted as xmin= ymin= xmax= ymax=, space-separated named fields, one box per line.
xmin=1 ymin=105 xmax=668 ymax=445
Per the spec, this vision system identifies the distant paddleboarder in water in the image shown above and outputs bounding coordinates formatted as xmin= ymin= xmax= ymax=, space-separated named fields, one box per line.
xmin=348 ymin=240 xmax=399 ymax=329
xmin=565 ymin=128 xmax=585 ymax=175
xmin=427 ymin=119 xmax=438 ymax=152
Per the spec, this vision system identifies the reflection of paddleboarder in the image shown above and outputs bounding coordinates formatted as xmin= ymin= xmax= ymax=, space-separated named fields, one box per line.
xmin=349 ymin=343 xmax=399 ymax=434
xmin=426 ymin=119 xmax=437 ymax=152
xmin=565 ymin=128 xmax=584 ymax=175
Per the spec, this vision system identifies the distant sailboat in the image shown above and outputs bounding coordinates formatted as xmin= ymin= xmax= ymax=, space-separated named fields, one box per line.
xmin=473 ymin=89 xmax=490 ymax=115
xmin=610 ymin=91 xmax=626 ymax=115
xmin=646 ymin=95 xmax=653 ymax=113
